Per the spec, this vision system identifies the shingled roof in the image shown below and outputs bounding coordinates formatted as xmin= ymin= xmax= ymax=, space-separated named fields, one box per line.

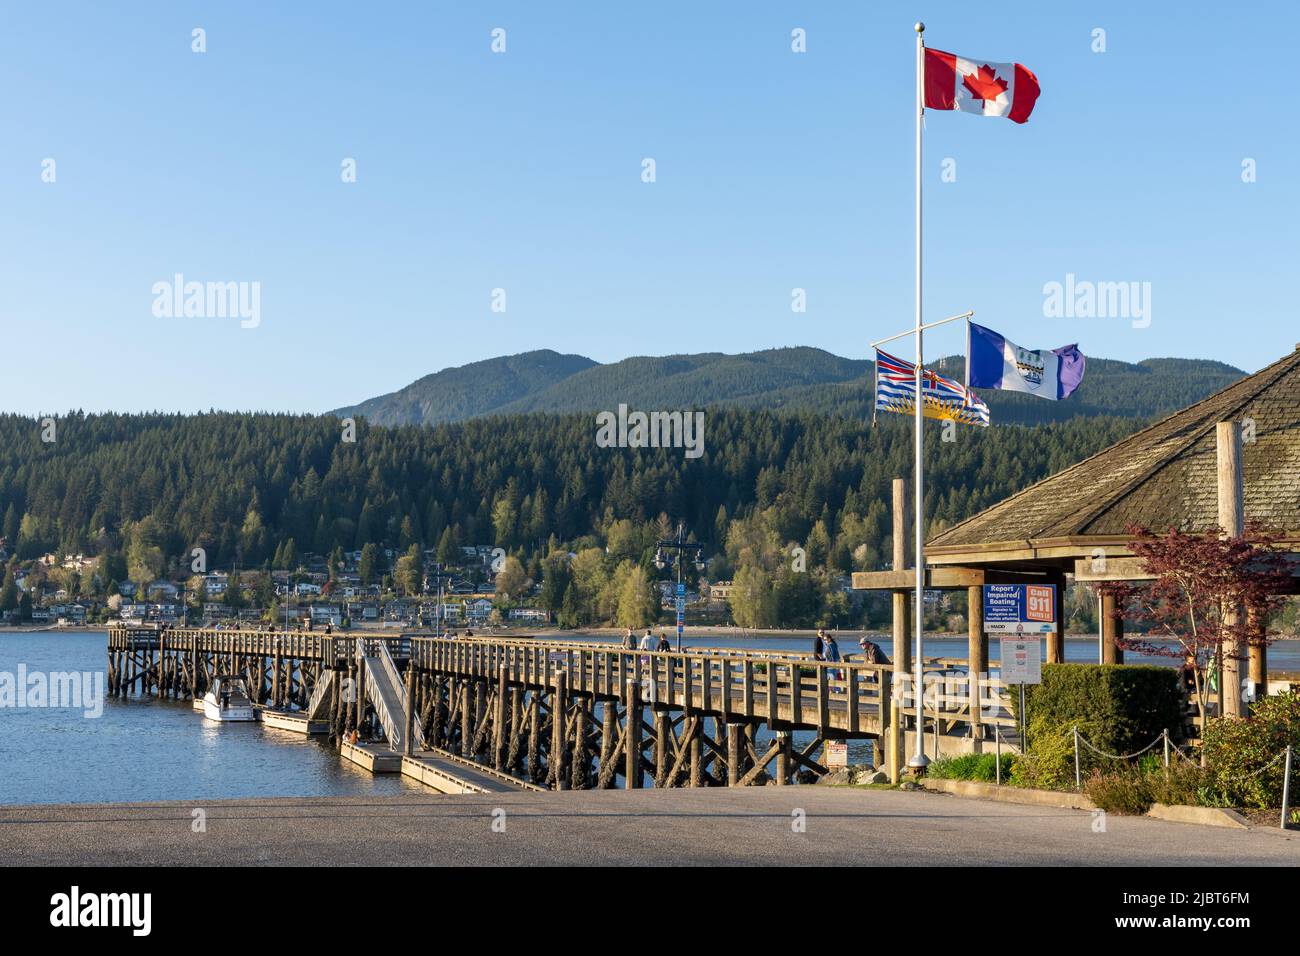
xmin=928 ymin=345 xmax=1300 ymax=551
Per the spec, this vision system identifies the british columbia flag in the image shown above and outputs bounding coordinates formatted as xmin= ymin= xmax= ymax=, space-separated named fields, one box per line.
xmin=874 ymin=349 xmax=990 ymax=427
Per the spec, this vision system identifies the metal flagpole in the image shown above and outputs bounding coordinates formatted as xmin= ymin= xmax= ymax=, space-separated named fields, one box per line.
xmin=909 ymin=21 xmax=929 ymax=771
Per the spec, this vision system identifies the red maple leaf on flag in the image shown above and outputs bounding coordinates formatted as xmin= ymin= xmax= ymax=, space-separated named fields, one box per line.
xmin=961 ymin=63 xmax=1008 ymax=103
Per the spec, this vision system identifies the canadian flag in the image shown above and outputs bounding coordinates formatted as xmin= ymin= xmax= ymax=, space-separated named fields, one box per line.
xmin=924 ymin=48 xmax=1040 ymax=124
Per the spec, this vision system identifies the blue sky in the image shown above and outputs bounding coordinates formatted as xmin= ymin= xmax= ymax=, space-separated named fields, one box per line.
xmin=2 ymin=1 xmax=1295 ymax=415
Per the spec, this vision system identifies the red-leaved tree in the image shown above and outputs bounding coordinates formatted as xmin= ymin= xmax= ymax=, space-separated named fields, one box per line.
xmin=1101 ymin=523 xmax=1291 ymax=725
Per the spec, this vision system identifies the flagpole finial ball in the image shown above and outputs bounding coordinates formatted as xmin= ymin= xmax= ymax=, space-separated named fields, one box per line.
xmin=915 ymin=22 xmax=925 ymax=33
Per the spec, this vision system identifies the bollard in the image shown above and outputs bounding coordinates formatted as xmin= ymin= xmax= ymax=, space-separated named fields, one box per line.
xmin=1073 ymin=724 xmax=1081 ymax=790
xmin=1163 ymin=728 xmax=1170 ymax=770
xmin=1282 ymin=745 xmax=1294 ymax=831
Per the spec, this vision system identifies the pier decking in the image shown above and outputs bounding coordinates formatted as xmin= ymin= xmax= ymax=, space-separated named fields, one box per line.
xmin=108 ymin=626 xmax=1014 ymax=792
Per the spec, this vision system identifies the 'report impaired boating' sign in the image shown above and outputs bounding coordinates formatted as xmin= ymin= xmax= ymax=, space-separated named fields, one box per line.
xmin=982 ymin=584 xmax=1056 ymax=634
xmin=999 ymin=637 xmax=1042 ymax=685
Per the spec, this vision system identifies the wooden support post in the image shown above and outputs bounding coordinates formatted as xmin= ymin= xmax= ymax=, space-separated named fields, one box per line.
xmin=1248 ymin=607 xmax=1267 ymax=708
xmin=891 ymin=585 xmax=912 ymax=667
xmin=570 ymin=695 xmax=589 ymax=790
xmin=599 ymin=700 xmax=617 ymax=788
xmin=551 ymin=671 xmax=568 ymax=790
xmin=404 ymin=664 xmax=416 ymax=756
xmin=653 ymin=708 xmax=670 ymax=787
xmin=624 ymin=679 xmax=641 ymax=789
xmin=688 ymin=713 xmax=703 ymax=787
xmin=358 ymin=656 xmax=369 ymax=733
xmin=474 ymin=678 xmax=487 ymax=738
xmin=888 ymin=697 xmax=902 ymax=783
xmin=1101 ymin=591 xmax=1124 ymax=664
xmin=346 ymin=660 xmax=357 ymax=729
xmin=272 ymin=643 xmax=283 ymax=708
xmin=967 ymin=584 xmax=986 ymax=744
xmin=1047 ymin=570 xmax=1066 ymax=664
xmin=1218 ymin=420 xmax=1245 ymax=718
xmin=597 ymin=701 xmax=625 ymax=789
xmin=889 ymin=477 xmax=910 ymax=783
xmin=775 ymin=731 xmax=792 ymax=785
xmin=332 ymin=660 xmax=344 ymax=740
xmin=493 ymin=665 xmax=508 ymax=770
xmin=891 ymin=476 xmax=913 ymax=667
xmin=460 ymin=679 xmax=474 ymax=758
xmin=526 ymin=691 xmax=541 ymax=783
xmin=507 ymin=685 xmax=524 ymax=772
xmin=726 ymin=722 xmax=743 ymax=786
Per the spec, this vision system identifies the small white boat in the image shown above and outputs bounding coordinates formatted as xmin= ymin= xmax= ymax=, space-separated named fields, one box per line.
xmin=202 ymin=677 xmax=256 ymax=722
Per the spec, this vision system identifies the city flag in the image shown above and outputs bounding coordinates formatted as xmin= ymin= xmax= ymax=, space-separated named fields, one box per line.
xmin=875 ymin=349 xmax=990 ymax=427
xmin=967 ymin=322 xmax=1085 ymax=400
xmin=924 ymin=48 xmax=1040 ymax=124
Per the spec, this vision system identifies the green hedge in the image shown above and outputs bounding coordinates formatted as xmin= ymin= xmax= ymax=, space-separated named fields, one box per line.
xmin=1015 ymin=664 xmax=1185 ymax=756
xmin=1202 ymin=692 xmax=1300 ymax=809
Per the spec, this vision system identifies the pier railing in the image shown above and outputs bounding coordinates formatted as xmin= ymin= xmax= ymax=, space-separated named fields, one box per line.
xmin=107 ymin=626 xmax=1014 ymax=736
xmin=407 ymin=636 xmax=893 ymax=735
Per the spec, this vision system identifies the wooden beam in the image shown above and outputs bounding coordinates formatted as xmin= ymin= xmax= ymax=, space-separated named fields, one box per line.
xmin=737 ymin=741 xmax=781 ymax=787
xmin=1073 ymin=556 xmax=1155 ymax=582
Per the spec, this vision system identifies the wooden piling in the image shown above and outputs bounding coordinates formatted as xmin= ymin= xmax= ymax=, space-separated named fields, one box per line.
xmin=624 ymin=679 xmax=641 ymax=789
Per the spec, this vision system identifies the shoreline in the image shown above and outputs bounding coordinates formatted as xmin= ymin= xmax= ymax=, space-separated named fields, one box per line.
xmin=7 ymin=623 xmax=1300 ymax=644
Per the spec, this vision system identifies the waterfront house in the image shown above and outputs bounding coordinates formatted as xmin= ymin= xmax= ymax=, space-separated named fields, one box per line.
xmin=507 ymin=608 xmax=549 ymax=624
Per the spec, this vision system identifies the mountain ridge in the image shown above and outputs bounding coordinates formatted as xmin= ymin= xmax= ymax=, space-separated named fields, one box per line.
xmin=331 ymin=347 xmax=1247 ymax=428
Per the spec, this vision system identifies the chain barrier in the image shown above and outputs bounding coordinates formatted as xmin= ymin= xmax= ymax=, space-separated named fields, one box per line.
xmin=1074 ymin=730 xmax=1165 ymax=762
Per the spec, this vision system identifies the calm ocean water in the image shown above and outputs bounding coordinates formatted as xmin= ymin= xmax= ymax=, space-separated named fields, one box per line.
xmin=3 ymin=629 xmax=1296 ymax=805
xmin=0 ymin=631 xmax=427 ymax=805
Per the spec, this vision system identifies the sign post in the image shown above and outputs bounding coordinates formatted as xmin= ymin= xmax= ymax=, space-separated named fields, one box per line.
xmin=983 ymin=585 xmax=1054 ymax=752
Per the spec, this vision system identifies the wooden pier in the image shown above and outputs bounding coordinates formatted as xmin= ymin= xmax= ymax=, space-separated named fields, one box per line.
xmin=107 ymin=625 xmax=1014 ymax=791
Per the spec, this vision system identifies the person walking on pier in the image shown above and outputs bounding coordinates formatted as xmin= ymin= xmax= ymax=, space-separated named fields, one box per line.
xmin=639 ymin=629 xmax=657 ymax=703
xmin=823 ymin=631 xmax=842 ymax=682
xmin=812 ymin=629 xmax=826 ymax=661
xmin=623 ymin=628 xmax=637 ymax=650
xmin=655 ymin=632 xmax=671 ymax=653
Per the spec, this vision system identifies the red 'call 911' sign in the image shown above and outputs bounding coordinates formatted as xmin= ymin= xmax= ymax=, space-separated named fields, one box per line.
xmin=1025 ymin=585 xmax=1054 ymax=622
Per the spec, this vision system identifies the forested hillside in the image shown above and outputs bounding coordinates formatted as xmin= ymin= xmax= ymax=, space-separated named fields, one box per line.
xmin=3 ymin=409 xmax=1138 ymax=592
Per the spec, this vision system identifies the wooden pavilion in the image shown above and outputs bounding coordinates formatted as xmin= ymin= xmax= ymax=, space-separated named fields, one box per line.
xmin=854 ymin=343 xmax=1300 ymax=743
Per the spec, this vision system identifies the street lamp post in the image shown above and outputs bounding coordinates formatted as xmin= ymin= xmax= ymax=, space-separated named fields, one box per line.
xmin=654 ymin=522 xmax=706 ymax=652
xmin=426 ymin=562 xmax=452 ymax=637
